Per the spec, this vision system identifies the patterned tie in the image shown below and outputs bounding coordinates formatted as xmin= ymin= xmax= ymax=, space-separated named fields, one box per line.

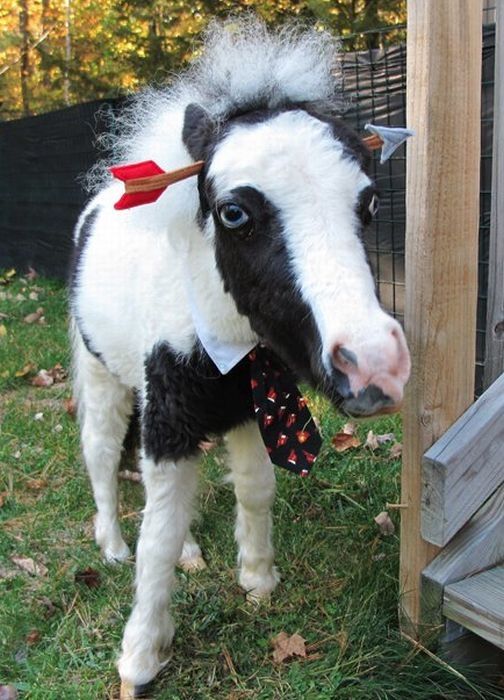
xmin=249 ymin=345 xmax=322 ymax=476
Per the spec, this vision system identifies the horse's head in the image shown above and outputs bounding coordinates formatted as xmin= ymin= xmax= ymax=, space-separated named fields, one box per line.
xmin=183 ymin=102 xmax=410 ymax=417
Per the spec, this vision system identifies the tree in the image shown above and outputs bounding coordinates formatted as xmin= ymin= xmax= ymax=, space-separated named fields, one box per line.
xmin=0 ymin=0 xmax=407 ymax=121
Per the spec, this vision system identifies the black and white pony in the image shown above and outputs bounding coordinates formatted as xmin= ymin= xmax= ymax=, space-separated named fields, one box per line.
xmin=70 ymin=18 xmax=410 ymax=697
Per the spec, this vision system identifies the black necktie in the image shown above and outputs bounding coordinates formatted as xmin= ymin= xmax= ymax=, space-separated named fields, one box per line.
xmin=249 ymin=345 xmax=322 ymax=476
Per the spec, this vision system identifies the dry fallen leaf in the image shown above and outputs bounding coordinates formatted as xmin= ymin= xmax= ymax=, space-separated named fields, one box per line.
xmin=75 ymin=567 xmax=101 ymax=589
xmin=199 ymin=439 xmax=218 ymax=453
xmin=23 ymin=307 xmax=44 ymax=324
xmin=11 ymin=555 xmax=48 ymax=577
xmin=26 ymin=629 xmax=41 ymax=645
xmin=374 ymin=511 xmax=395 ymax=536
xmin=336 ymin=629 xmax=349 ymax=654
xmin=64 ymin=397 xmax=77 ymax=418
xmin=31 ymin=369 xmax=54 ymax=387
xmin=389 ymin=442 xmax=403 ymax=459
xmin=366 ymin=431 xmax=396 ymax=451
xmin=0 ymin=268 xmax=16 ymax=285
xmin=0 ymin=492 xmax=6 ymax=508
xmin=332 ymin=433 xmax=361 ymax=452
xmin=365 ymin=430 xmax=379 ymax=450
xmin=28 ymin=291 xmax=39 ymax=301
xmin=15 ymin=362 xmax=36 ymax=378
xmin=341 ymin=421 xmax=357 ymax=435
xmin=118 ymin=470 xmax=142 ymax=483
xmin=26 ymin=479 xmax=47 ymax=491
xmin=0 ymin=685 xmax=18 ymax=700
xmin=0 ymin=324 xmax=7 ymax=338
xmin=26 ymin=267 xmax=38 ymax=281
xmin=271 ymin=632 xmax=307 ymax=663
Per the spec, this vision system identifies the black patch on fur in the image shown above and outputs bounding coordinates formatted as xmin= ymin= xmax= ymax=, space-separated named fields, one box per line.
xmin=68 ymin=206 xmax=103 ymax=361
xmin=68 ymin=206 xmax=99 ymax=292
xmin=208 ymin=184 xmax=324 ymax=386
xmin=142 ymin=343 xmax=254 ymax=463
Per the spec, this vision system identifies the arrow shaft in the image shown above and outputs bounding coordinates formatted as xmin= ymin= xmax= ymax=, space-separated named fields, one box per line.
xmin=124 ymin=161 xmax=205 ymax=194
xmin=362 ymin=133 xmax=383 ymax=150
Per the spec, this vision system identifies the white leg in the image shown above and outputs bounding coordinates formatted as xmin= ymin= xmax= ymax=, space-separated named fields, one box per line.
xmin=226 ymin=421 xmax=279 ymax=601
xmin=72 ymin=325 xmax=133 ymax=562
xmin=118 ymin=454 xmax=198 ymax=688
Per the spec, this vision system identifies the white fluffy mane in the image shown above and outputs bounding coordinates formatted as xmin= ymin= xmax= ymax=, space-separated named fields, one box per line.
xmin=86 ymin=16 xmax=343 ymax=193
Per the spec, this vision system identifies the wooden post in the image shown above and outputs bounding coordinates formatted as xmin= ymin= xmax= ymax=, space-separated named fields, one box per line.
xmin=400 ymin=0 xmax=482 ymax=637
xmin=483 ymin=1 xmax=504 ymax=389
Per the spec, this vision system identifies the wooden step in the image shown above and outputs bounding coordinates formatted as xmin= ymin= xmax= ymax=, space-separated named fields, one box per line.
xmin=443 ymin=566 xmax=504 ymax=650
xmin=422 ymin=371 xmax=504 ymax=547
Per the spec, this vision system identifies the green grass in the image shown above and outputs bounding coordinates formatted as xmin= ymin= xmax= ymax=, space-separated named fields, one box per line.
xmin=0 ymin=272 xmax=502 ymax=699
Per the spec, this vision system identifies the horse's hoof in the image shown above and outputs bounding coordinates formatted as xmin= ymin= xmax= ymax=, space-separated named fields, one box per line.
xmin=120 ymin=681 xmax=153 ymax=699
xmin=178 ymin=554 xmax=207 ymax=572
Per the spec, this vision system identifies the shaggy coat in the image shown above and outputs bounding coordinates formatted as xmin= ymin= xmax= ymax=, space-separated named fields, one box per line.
xmin=70 ymin=18 xmax=410 ymax=694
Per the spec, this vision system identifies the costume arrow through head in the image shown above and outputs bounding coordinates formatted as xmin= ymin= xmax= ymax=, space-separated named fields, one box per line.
xmin=109 ymin=125 xmax=413 ymax=210
xmin=110 ymin=159 xmax=205 ymax=210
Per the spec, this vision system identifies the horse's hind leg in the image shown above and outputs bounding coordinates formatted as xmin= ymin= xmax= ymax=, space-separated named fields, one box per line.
xmin=73 ymin=325 xmax=133 ymax=562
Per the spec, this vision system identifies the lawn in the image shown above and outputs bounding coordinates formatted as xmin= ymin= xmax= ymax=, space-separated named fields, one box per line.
xmin=0 ymin=271 xmax=501 ymax=699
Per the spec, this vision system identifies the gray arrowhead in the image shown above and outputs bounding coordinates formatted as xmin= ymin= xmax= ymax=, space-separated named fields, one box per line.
xmin=365 ymin=123 xmax=415 ymax=164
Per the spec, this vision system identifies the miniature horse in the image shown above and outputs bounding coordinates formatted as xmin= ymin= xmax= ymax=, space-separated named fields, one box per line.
xmin=70 ymin=18 xmax=410 ymax=696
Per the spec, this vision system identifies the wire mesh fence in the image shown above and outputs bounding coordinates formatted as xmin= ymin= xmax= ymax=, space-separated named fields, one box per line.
xmin=341 ymin=18 xmax=495 ymax=396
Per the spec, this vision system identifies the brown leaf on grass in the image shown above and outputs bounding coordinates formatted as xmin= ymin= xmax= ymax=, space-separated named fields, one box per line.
xmin=199 ymin=439 xmax=218 ymax=453
xmin=63 ymin=397 xmax=77 ymax=418
xmin=48 ymin=363 xmax=66 ymax=383
xmin=389 ymin=442 xmax=403 ymax=459
xmin=26 ymin=478 xmax=47 ymax=491
xmin=15 ymin=362 xmax=36 ymax=378
xmin=31 ymin=364 xmax=67 ymax=387
xmin=31 ymin=369 xmax=54 ymax=387
xmin=374 ymin=511 xmax=395 ymax=536
xmin=118 ymin=470 xmax=142 ymax=483
xmin=341 ymin=421 xmax=357 ymax=435
xmin=331 ymin=433 xmax=361 ymax=453
xmin=23 ymin=307 xmax=45 ymax=324
xmin=0 ymin=268 xmax=16 ymax=285
xmin=75 ymin=567 xmax=101 ymax=589
xmin=11 ymin=555 xmax=48 ymax=577
xmin=365 ymin=430 xmax=379 ymax=450
xmin=0 ymin=685 xmax=18 ymax=700
xmin=366 ymin=431 xmax=396 ymax=451
xmin=26 ymin=629 xmax=41 ymax=645
xmin=0 ymin=492 xmax=6 ymax=508
xmin=271 ymin=632 xmax=307 ymax=663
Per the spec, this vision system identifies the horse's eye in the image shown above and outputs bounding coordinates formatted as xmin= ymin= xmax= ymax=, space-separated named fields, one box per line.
xmin=218 ymin=203 xmax=250 ymax=230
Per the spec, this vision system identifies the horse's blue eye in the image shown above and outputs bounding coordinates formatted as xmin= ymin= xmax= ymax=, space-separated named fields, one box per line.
xmin=218 ymin=203 xmax=250 ymax=229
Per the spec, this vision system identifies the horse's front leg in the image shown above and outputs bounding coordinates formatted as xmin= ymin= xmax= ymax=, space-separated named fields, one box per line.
xmin=226 ymin=421 xmax=279 ymax=601
xmin=118 ymin=453 xmax=198 ymax=697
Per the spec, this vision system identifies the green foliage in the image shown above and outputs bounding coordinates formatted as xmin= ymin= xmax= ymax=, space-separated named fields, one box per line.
xmin=0 ymin=0 xmax=406 ymax=121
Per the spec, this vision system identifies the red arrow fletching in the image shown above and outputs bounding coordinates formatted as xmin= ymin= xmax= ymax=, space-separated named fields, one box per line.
xmin=109 ymin=159 xmax=205 ymax=210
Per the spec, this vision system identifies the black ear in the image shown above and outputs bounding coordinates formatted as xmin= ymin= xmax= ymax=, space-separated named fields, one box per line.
xmin=182 ymin=103 xmax=216 ymax=161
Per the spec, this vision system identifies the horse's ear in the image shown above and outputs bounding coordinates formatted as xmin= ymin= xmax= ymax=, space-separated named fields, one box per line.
xmin=182 ymin=103 xmax=216 ymax=161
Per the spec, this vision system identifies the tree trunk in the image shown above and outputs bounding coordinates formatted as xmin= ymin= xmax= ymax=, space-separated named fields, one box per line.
xmin=18 ymin=0 xmax=30 ymax=116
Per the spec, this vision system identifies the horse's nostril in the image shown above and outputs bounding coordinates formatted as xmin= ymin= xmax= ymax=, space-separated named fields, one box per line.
xmin=342 ymin=384 xmax=394 ymax=417
xmin=332 ymin=344 xmax=358 ymax=373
